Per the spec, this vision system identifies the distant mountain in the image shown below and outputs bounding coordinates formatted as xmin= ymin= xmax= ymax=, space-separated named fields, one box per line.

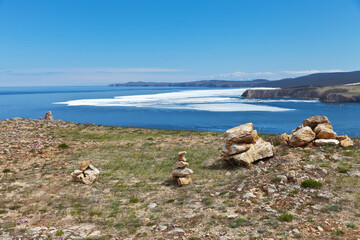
xmin=109 ymin=70 xmax=360 ymax=88
xmin=258 ymin=71 xmax=360 ymax=88
xmin=109 ymin=79 xmax=269 ymax=88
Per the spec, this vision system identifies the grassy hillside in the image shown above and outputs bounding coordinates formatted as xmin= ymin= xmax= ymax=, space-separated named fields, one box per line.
xmin=1 ymin=119 xmax=360 ymax=239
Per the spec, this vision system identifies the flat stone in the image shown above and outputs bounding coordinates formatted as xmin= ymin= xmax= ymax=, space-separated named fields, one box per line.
xmin=168 ymin=228 xmax=185 ymax=234
xmin=314 ymin=139 xmax=339 ymax=146
xmin=173 ymin=161 xmax=189 ymax=168
xmin=172 ymin=168 xmax=193 ymax=177
xmin=221 ymin=142 xmax=251 ymax=156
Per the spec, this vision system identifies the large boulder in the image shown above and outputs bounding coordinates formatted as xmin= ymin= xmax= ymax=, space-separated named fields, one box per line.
xmin=302 ymin=115 xmax=330 ymax=129
xmin=314 ymin=123 xmax=337 ymax=139
xmin=224 ymin=123 xmax=258 ymax=144
xmin=224 ymin=138 xmax=274 ymax=166
xmin=337 ymin=135 xmax=354 ymax=147
xmin=289 ymin=126 xmax=316 ymax=147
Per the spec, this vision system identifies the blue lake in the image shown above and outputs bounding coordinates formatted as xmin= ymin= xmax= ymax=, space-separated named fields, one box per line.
xmin=0 ymin=86 xmax=359 ymax=136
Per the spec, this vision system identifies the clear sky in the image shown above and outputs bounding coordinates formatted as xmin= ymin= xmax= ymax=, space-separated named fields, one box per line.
xmin=0 ymin=0 xmax=360 ymax=86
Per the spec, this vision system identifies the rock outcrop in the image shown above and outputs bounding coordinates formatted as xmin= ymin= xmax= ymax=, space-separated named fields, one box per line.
xmin=172 ymin=151 xmax=193 ymax=186
xmin=222 ymin=123 xmax=274 ymax=167
xmin=71 ymin=160 xmax=100 ymax=185
xmin=44 ymin=111 xmax=54 ymax=120
xmin=284 ymin=115 xmax=353 ymax=147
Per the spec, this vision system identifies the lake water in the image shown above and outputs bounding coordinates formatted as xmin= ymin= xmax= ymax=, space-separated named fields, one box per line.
xmin=1 ymin=86 xmax=359 ymax=136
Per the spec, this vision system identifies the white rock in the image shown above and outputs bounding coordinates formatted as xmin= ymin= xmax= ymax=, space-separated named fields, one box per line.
xmin=314 ymin=139 xmax=339 ymax=146
xmin=243 ymin=192 xmax=256 ymax=199
xmin=237 ymin=182 xmax=245 ymax=192
xmin=147 ymin=203 xmax=157 ymax=209
xmin=168 ymin=228 xmax=185 ymax=234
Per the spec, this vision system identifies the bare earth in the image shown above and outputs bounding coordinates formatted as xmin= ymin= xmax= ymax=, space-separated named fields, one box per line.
xmin=0 ymin=118 xmax=360 ymax=239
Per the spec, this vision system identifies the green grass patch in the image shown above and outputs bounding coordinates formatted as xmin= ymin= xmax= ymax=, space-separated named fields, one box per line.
xmin=278 ymin=213 xmax=294 ymax=222
xmin=271 ymin=177 xmax=282 ymax=183
xmin=58 ymin=143 xmax=69 ymax=149
xmin=229 ymin=218 xmax=248 ymax=228
xmin=301 ymin=180 xmax=322 ymax=188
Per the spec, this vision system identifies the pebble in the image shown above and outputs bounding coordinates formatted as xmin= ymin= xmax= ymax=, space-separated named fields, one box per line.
xmin=237 ymin=182 xmax=245 ymax=192
xmin=148 ymin=203 xmax=157 ymax=209
xmin=243 ymin=192 xmax=256 ymax=199
xmin=168 ymin=228 xmax=185 ymax=234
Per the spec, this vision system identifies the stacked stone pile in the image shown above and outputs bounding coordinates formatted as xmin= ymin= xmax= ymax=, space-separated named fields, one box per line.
xmin=172 ymin=151 xmax=193 ymax=186
xmin=280 ymin=115 xmax=354 ymax=147
xmin=71 ymin=160 xmax=100 ymax=185
xmin=44 ymin=111 xmax=54 ymax=120
xmin=221 ymin=123 xmax=274 ymax=167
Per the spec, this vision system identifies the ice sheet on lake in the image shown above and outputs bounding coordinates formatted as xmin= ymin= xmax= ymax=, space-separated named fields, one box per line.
xmin=55 ymin=88 xmax=317 ymax=112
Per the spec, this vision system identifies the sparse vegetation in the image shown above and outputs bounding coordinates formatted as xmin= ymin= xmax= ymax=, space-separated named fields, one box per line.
xmin=58 ymin=143 xmax=69 ymax=149
xmin=301 ymin=180 xmax=323 ymax=188
xmin=278 ymin=213 xmax=294 ymax=222
xmin=229 ymin=218 xmax=248 ymax=228
xmin=0 ymin=118 xmax=359 ymax=239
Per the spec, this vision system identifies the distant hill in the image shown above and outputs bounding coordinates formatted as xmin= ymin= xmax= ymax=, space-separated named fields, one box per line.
xmin=242 ymin=84 xmax=360 ymax=103
xmin=109 ymin=79 xmax=269 ymax=88
xmin=109 ymin=70 xmax=360 ymax=88
xmin=257 ymin=70 xmax=360 ymax=88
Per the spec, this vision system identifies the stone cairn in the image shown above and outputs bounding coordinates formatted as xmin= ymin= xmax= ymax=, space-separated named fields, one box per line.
xmin=279 ymin=115 xmax=354 ymax=147
xmin=221 ymin=123 xmax=274 ymax=167
xmin=172 ymin=151 xmax=193 ymax=186
xmin=71 ymin=160 xmax=100 ymax=185
xmin=44 ymin=111 xmax=54 ymax=120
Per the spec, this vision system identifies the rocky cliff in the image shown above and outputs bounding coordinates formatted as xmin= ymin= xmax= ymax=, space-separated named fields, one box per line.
xmin=242 ymin=85 xmax=360 ymax=102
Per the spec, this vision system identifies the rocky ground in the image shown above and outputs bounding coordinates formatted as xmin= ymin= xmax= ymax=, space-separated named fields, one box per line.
xmin=0 ymin=118 xmax=360 ymax=239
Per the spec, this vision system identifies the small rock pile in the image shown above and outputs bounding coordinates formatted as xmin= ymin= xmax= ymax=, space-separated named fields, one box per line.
xmin=172 ymin=151 xmax=193 ymax=186
xmin=221 ymin=123 xmax=274 ymax=167
xmin=71 ymin=160 xmax=100 ymax=185
xmin=44 ymin=111 xmax=54 ymax=120
xmin=280 ymin=115 xmax=354 ymax=147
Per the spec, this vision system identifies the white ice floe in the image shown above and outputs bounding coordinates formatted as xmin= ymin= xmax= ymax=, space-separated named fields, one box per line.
xmin=55 ymin=88 xmax=316 ymax=112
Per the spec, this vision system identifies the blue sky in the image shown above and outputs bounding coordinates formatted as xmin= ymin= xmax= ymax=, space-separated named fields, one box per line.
xmin=0 ymin=0 xmax=360 ymax=86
